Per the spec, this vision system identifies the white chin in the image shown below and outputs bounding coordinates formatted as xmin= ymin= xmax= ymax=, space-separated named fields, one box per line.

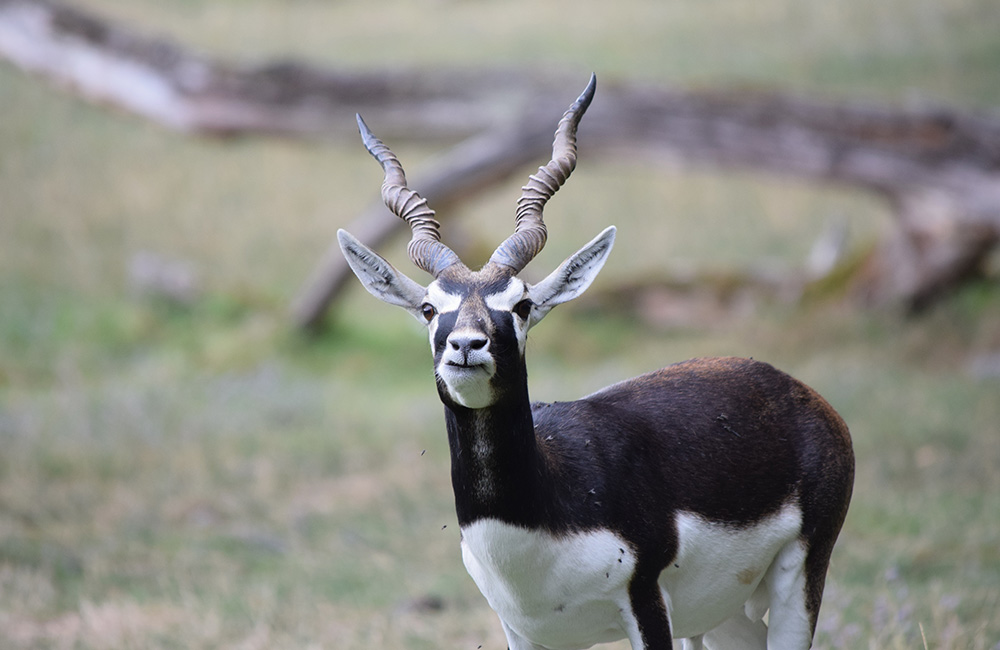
xmin=439 ymin=366 xmax=495 ymax=409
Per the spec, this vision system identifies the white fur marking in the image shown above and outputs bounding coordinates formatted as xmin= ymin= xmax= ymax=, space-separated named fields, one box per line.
xmin=436 ymin=362 xmax=496 ymax=409
xmin=484 ymin=277 xmax=527 ymax=312
xmin=460 ymin=502 xmax=803 ymax=650
xmin=461 ymin=520 xmax=636 ymax=650
xmin=426 ymin=282 xmax=462 ymax=348
xmin=426 ymin=282 xmax=463 ymax=314
xmin=484 ymin=277 xmax=530 ymax=354
xmin=426 ymin=282 xmax=500 ymax=408
xmin=702 ymin=614 xmax=768 ymax=649
xmin=470 ymin=427 xmax=496 ymax=500
xmin=485 ymin=277 xmax=529 ymax=354
xmin=663 ymin=503 xmax=802 ymax=639
xmin=762 ymin=539 xmax=812 ymax=649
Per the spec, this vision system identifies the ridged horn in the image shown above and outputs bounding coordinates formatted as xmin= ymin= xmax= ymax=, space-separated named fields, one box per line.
xmin=357 ymin=114 xmax=464 ymax=277
xmin=489 ymin=73 xmax=597 ymax=273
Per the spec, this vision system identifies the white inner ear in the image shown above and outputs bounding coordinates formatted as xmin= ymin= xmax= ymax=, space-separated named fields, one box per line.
xmin=526 ymin=226 xmax=616 ymax=327
xmin=337 ymin=229 xmax=427 ymax=319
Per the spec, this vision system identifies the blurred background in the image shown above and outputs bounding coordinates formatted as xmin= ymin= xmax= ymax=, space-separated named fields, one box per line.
xmin=1 ymin=0 xmax=998 ymax=648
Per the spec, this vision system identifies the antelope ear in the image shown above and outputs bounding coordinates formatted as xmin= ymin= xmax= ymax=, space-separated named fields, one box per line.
xmin=526 ymin=226 xmax=616 ymax=328
xmin=338 ymin=229 xmax=427 ymax=320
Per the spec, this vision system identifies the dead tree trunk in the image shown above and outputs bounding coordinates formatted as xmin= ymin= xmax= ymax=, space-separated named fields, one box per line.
xmin=3 ymin=0 xmax=998 ymax=329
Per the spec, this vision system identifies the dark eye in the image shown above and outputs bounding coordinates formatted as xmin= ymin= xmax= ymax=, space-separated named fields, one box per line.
xmin=421 ymin=303 xmax=437 ymax=322
xmin=513 ymin=299 xmax=533 ymax=321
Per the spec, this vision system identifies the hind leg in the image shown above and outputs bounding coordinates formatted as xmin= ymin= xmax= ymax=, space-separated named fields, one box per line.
xmin=764 ymin=540 xmax=813 ymax=649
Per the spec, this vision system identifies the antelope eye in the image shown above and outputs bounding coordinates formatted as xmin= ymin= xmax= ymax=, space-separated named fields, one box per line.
xmin=512 ymin=299 xmax=533 ymax=321
xmin=420 ymin=303 xmax=437 ymax=322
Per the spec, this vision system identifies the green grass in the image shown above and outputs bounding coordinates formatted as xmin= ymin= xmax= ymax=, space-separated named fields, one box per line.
xmin=2 ymin=0 xmax=1000 ymax=647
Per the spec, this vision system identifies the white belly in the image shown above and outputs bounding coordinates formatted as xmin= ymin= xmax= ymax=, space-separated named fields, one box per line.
xmin=459 ymin=503 xmax=802 ymax=649
xmin=663 ymin=503 xmax=803 ymax=637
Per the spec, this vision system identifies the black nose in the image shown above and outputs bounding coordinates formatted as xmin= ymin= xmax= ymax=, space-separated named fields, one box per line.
xmin=449 ymin=334 xmax=489 ymax=354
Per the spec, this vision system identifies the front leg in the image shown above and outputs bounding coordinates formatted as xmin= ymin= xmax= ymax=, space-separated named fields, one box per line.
xmin=624 ymin=575 xmax=673 ymax=649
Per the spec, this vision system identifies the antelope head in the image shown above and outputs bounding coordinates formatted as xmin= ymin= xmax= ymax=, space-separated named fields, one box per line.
xmin=339 ymin=75 xmax=615 ymax=409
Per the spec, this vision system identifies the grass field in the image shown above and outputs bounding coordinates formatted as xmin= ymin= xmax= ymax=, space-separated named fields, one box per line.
xmin=2 ymin=0 xmax=1000 ymax=648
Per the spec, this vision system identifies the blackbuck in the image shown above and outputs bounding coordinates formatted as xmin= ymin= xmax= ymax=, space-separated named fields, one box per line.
xmin=338 ymin=75 xmax=854 ymax=650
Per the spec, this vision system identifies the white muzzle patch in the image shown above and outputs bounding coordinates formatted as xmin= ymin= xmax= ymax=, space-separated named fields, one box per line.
xmin=437 ymin=340 xmax=497 ymax=409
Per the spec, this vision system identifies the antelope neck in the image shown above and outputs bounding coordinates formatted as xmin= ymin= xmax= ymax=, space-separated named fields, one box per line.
xmin=444 ymin=385 xmax=549 ymax=529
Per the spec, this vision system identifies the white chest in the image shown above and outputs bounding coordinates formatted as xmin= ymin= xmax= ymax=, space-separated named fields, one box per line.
xmin=460 ymin=520 xmax=637 ymax=650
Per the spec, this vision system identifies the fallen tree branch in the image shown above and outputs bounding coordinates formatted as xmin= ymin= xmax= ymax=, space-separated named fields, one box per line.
xmin=3 ymin=0 xmax=998 ymax=328
xmin=0 ymin=0 xmax=560 ymax=139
